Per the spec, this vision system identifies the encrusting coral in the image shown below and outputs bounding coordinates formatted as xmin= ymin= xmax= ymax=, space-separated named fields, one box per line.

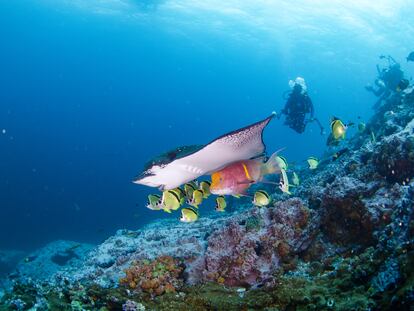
xmin=119 ymin=256 xmax=184 ymax=297
xmin=203 ymin=198 xmax=315 ymax=287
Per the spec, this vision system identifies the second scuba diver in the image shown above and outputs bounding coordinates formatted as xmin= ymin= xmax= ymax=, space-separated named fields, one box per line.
xmin=365 ymin=55 xmax=409 ymax=107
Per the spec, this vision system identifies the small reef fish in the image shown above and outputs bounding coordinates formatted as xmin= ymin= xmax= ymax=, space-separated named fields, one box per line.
xmin=66 ymin=244 xmax=81 ymax=252
xmin=307 ymin=157 xmax=319 ymax=170
xmin=215 ymin=196 xmax=227 ymax=212
xmin=210 ymin=151 xmax=282 ymax=196
xmin=279 ymin=169 xmax=291 ymax=195
xmin=331 ymin=117 xmax=347 ymax=140
xmin=161 ymin=190 xmax=182 ymax=213
xmin=184 ymin=182 xmax=197 ymax=200
xmin=171 ymin=187 xmax=186 ymax=205
xmin=24 ymin=256 xmax=38 ymax=263
xmin=332 ymin=148 xmax=349 ymax=161
xmin=275 ymin=156 xmax=288 ymax=171
xmin=188 ymin=189 xmax=204 ymax=208
xmin=199 ymin=181 xmax=211 ymax=198
xmin=146 ymin=194 xmax=162 ymax=211
xmin=237 ymin=288 xmax=246 ymax=298
xmin=180 ymin=207 xmax=198 ymax=223
xmin=358 ymin=122 xmax=366 ymax=133
xmin=371 ymin=131 xmax=376 ymax=143
xmin=292 ymin=172 xmax=300 ymax=186
xmin=253 ymin=190 xmax=271 ymax=207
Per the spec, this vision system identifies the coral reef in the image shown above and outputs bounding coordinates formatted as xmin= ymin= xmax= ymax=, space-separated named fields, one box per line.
xmin=10 ymin=241 xmax=94 ymax=284
xmin=203 ymin=198 xmax=315 ymax=287
xmin=119 ymin=256 xmax=184 ymax=296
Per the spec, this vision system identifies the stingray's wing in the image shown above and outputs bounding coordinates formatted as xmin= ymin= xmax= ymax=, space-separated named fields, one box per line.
xmin=134 ymin=113 xmax=275 ymax=190
xmin=172 ymin=113 xmax=275 ymax=175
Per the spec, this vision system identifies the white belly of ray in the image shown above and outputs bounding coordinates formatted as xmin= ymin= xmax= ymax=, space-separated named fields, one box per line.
xmin=182 ymin=164 xmax=204 ymax=175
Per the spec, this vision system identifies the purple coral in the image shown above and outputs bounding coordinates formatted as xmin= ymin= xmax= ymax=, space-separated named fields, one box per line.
xmin=203 ymin=198 xmax=315 ymax=287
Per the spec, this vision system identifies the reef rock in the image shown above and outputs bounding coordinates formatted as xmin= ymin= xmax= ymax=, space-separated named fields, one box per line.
xmin=203 ymin=198 xmax=316 ymax=287
xmin=59 ymin=216 xmax=234 ymax=288
xmin=12 ymin=240 xmax=94 ymax=284
xmin=0 ymin=250 xmax=25 ymax=278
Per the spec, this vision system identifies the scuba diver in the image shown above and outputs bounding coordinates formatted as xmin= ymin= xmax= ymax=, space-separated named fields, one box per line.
xmin=365 ymin=55 xmax=406 ymax=105
xmin=277 ymin=77 xmax=324 ymax=134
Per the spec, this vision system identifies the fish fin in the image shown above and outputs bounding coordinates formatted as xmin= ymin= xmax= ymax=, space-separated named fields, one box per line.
xmin=237 ymin=180 xmax=255 ymax=185
xmin=163 ymin=209 xmax=172 ymax=213
xmin=233 ymin=194 xmax=251 ymax=198
xmin=261 ymin=149 xmax=285 ymax=176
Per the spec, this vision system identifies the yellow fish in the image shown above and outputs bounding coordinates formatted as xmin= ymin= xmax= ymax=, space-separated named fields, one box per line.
xmin=253 ymin=190 xmax=271 ymax=207
xmin=180 ymin=207 xmax=198 ymax=223
xmin=307 ymin=157 xmax=319 ymax=170
xmin=292 ymin=172 xmax=300 ymax=186
xmin=184 ymin=182 xmax=197 ymax=199
xmin=171 ymin=187 xmax=186 ymax=205
xmin=188 ymin=189 xmax=204 ymax=208
xmin=161 ymin=190 xmax=181 ymax=213
xmin=146 ymin=194 xmax=162 ymax=211
xmin=215 ymin=196 xmax=227 ymax=212
xmin=358 ymin=122 xmax=366 ymax=133
xmin=279 ymin=169 xmax=291 ymax=195
xmin=275 ymin=156 xmax=288 ymax=171
xmin=331 ymin=117 xmax=347 ymax=140
xmin=199 ymin=181 xmax=211 ymax=199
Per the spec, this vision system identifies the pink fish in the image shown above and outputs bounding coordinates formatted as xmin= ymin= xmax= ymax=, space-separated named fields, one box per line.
xmin=210 ymin=151 xmax=281 ymax=196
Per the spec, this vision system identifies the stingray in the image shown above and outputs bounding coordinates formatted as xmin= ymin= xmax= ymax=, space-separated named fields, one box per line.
xmin=133 ymin=112 xmax=275 ymax=190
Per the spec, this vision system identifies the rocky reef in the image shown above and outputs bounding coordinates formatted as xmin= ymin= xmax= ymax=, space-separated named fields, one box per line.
xmin=1 ymin=87 xmax=413 ymax=310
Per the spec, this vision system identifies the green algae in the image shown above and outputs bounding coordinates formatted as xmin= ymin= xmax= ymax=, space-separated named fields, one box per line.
xmin=245 ymin=215 xmax=263 ymax=231
xmin=0 ymin=283 xmax=37 ymax=310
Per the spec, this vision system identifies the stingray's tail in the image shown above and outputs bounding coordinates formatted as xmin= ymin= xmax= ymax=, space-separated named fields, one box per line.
xmin=261 ymin=148 xmax=284 ymax=176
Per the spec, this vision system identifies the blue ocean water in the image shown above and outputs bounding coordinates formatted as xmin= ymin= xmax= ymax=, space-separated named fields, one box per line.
xmin=0 ymin=0 xmax=413 ymax=251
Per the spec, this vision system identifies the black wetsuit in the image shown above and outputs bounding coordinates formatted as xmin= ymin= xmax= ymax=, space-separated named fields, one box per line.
xmin=369 ymin=63 xmax=404 ymax=107
xmin=282 ymin=89 xmax=314 ymax=133
xmin=381 ymin=65 xmax=404 ymax=91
